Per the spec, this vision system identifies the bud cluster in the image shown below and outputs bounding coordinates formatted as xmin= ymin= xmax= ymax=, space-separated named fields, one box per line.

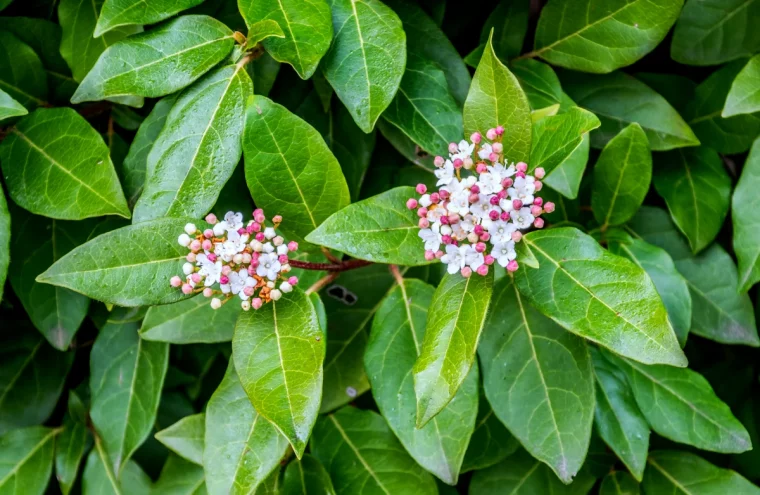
xmin=408 ymin=126 xmax=554 ymax=277
xmin=171 ymin=210 xmax=299 ymax=311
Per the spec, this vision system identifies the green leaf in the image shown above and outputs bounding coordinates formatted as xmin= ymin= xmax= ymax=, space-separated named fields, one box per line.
xmin=153 ymin=454 xmax=207 ymax=495
xmin=608 ymin=234 xmax=691 ymax=347
xmin=590 ymin=347 xmax=649 ymax=481
xmin=561 ymin=71 xmax=700 ymax=151
xmin=529 ymin=106 xmax=600 ymax=175
xmin=464 ymin=33 xmax=531 ymax=163
xmin=479 ymin=278 xmax=594 ymax=484
xmin=0 ymin=427 xmax=56 ymax=495
xmin=311 ymin=407 xmax=438 ymax=495
xmin=0 ymin=189 xmax=8 ymax=302
xmin=644 ymin=450 xmax=760 ymax=494
xmin=604 ymin=351 xmax=752 ymax=453
xmin=243 ymin=95 xmax=350 ymax=244
xmin=0 ymin=16 xmax=69 ymax=75
xmin=73 ymin=16 xmax=234 ymax=104
xmin=322 ymin=0 xmax=406 ymax=133
xmin=734 ymin=138 xmax=760 ymax=292
xmin=325 ymin=99 xmax=376 ymax=201
xmin=599 ymin=471 xmax=640 ymax=495
xmin=141 ymin=296 xmax=239 ymax=343
xmin=233 ymin=289 xmax=325 ymax=457
xmin=90 ymin=310 xmax=169 ymax=474
xmin=685 ymin=61 xmax=760 ymax=155
xmin=591 ymin=123 xmax=651 ymax=228
xmin=532 ymin=0 xmax=683 ymax=73
xmin=461 ymin=394 xmax=519 ymax=473
xmin=94 ymin=0 xmax=204 ymax=36
xmin=469 ymin=449 xmax=597 ymax=494
xmin=381 ymin=52 xmax=463 ymax=154
xmin=0 ymin=108 xmax=129 ymax=219
xmin=365 ymin=278 xmax=478 ymax=484
xmin=543 ymin=132 xmax=590 ymax=199
xmin=514 ymin=227 xmax=687 ymax=366
xmin=204 ymin=362 xmax=289 ymax=495
xmin=55 ymin=392 xmax=90 ymax=495
xmin=480 ymin=0 xmax=530 ymax=61
xmin=414 ymin=271 xmax=493 ymax=427
xmin=671 ymin=0 xmax=760 ymax=66
xmin=282 ymin=455 xmax=336 ymax=495
xmin=133 ymin=64 xmax=252 ymax=222
xmin=511 ymin=59 xmax=563 ymax=111
xmin=0 ymin=331 xmax=73 ymax=434
xmin=37 ymin=217 xmax=205 ymax=307
xmin=82 ymin=440 xmax=151 ymax=495
xmin=58 ymin=0 xmax=142 ymax=83
xmin=0 ymin=89 xmax=27 ymax=122
xmin=0 ymin=31 xmax=47 ymax=109
xmin=724 ymin=55 xmax=760 ymax=117
xmin=239 ymin=0 xmax=332 ymax=79
xmin=245 ymin=19 xmax=285 ymax=49
xmin=634 ymin=72 xmax=697 ymax=115
xmin=155 ymin=413 xmax=205 ymax=465
xmin=653 ymin=147 xmax=730 ymax=254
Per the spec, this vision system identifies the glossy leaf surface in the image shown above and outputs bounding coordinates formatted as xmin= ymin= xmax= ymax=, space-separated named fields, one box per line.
xmin=95 ymin=0 xmax=204 ymax=36
xmin=141 ymin=295 xmax=239 ymax=343
xmin=0 ymin=31 xmax=47 ymax=109
xmin=529 ymin=106 xmax=600 ymax=175
xmin=0 ymin=427 xmax=56 ymax=495
xmin=643 ymin=450 xmax=760 ymax=494
xmin=282 ymin=455 xmax=336 ymax=495
xmin=724 ymin=55 xmax=760 ymax=117
xmin=155 ymin=413 xmax=205 ymax=465
xmin=733 ymin=138 xmax=760 ymax=292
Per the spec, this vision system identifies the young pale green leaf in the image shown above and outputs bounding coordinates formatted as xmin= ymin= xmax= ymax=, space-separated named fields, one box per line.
xmin=155 ymin=413 xmax=205 ymax=465
xmin=141 ymin=295 xmax=239 ymax=343
xmin=414 ymin=271 xmax=493 ymax=428
xmin=479 ymin=278 xmax=594 ymax=484
xmin=643 ymin=450 xmax=760 ymax=494
xmin=605 ymin=351 xmax=752 ymax=453
xmin=305 ymin=187 xmax=428 ymax=266
xmin=0 ymin=89 xmax=27 ymax=121
xmin=671 ymin=0 xmax=760 ymax=66
xmin=561 ymin=71 xmax=700 ymax=151
xmin=0 ymin=31 xmax=47 ymax=109
xmin=532 ymin=0 xmax=683 ymax=73
xmin=0 ymin=427 xmax=56 ymax=495
xmin=685 ymin=61 xmax=760 ymax=154
xmin=153 ymin=455 xmax=206 ymax=495
xmin=204 ymin=362 xmax=289 ymax=495
xmin=599 ymin=471 xmax=640 ymax=495
xmin=90 ymin=311 xmax=169 ymax=474
xmin=133 ymin=64 xmax=252 ymax=222
xmin=37 ymin=217 xmax=205 ymax=307
xmin=243 ymin=95 xmax=350 ymax=244
xmin=529 ymin=107 xmax=600 ymax=175
xmin=233 ymin=289 xmax=324 ymax=458
xmin=468 ymin=449 xmax=597 ymax=495
xmin=461 ymin=394 xmax=519 ymax=473
xmin=464 ymin=33 xmax=531 ymax=163
xmin=590 ymin=347 xmax=649 ymax=481
xmin=94 ymin=0 xmax=204 ymax=36
xmin=73 ymin=16 xmax=234 ymax=103
xmin=311 ymin=407 xmax=438 ymax=495
xmin=734 ymin=138 xmax=760 ymax=292
xmin=365 ymin=279 xmax=478 ymax=485
xmin=245 ymin=19 xmax=285 ymax=49
xmin=0 ymin=189 xmax=8 ymax=302
xmin=0 ymin=331 xmax=73 ymax=434
xmin=55 ymin=392 xmax=90 ymax=495
xmin=514 ymin=227 xmax=687 ymax=367
xmin=382 ymin=53 xmax=463 ymax=155
xmin=724 ymin=55 xmax=760 ymax=117
xmin=511 ymin=59 xmax=563 ymax=111
xmin=282 ymin=454 xmax=336 ymax=495
xmin=592 ymin=123 xmax=651 ymax=228
xmin=239 ymin=0 xmax=332 ymax=79
xmin=0 ymin=108 xmax=129 ymax=220
xmin=653 ymin=147 xmax=730 ymax=254
xmin=82 ymin=440 xmax=151 ymax=495
xmin=543 ymin=132 xmax=590 ymax=199
xmin=322 ymin=0 xmax=406 ymax=133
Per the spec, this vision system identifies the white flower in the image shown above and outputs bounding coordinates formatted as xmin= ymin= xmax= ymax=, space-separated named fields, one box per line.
xmin=228 ymin=269 xmax=250 ymax=295
xmin=178 ymin=234 xmax=191 ymax=247
xmin=264 ymin=227 xmax=276 ymax=240
xmin=277 ymin=244 xmax=289 ymax=256
xmin=210 ymin=298 xmax=222 ymax=310
xmin=487 ymin=220 xmax=516 ymax=245
xmin=492 ymin=241 xmax=517 ymax=267
xmin=257 ymin=252 xmax=281 ymax=280
xmin=224 ymin=211 xmax=244 ymax=231
xmin=419 ymin=194 xmax=432 ymax=208
xmin=477 ymin=172 xmax=503 ymax=195
xmin=447 ymin=190 xmax=471 ymax=216
xmin=488 ymin=162 xmax=515 ymax=180
xmin=511 ymin=207 xmax=535 ymax=230
xmin=280 ymin=281 xmax=293 ymax=293
xmin=465 ymin=249 xmax=485 ymax=270
xmin=270 ymin=289 xmax=282 ymax=301
xmin=440 ymin=244 xmax=468 ymax=274
xmin=184 ymin=223 xmax=197 ymax=235
xmin=499 ymin=197 xmax=515 ymax=214
xmin=451 ymin=139 xmax=475 ymax=161
xmin=418 ymin=222 xmax=442 ymax=252
xmin=477 ymin=143 xmax=493 ymax=160
xmin=262 ymin=242 xmax=275 ymax=254
xmin=435 ymin=160 xmax=455 ymax=187
xmin=196 ymin=254 xmax=222 ymax=286
xmin=182 ymin=263 xmax=194 ymax=275
xmin=426 ymin=205 xmax=446 ymax=223
xmin=213 ymin=223 xmax=227 ymax=237
xmin=508 ymin=176 xmax=536 ymax=205
xmin=451 ymin=220 xmax=469 ymax=240
xmin=469 ymin=194 xmax=493 ymax=220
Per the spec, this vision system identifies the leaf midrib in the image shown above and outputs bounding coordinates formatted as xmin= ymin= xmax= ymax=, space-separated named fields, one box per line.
xmin=327 ymin=414 xmax=390 ymax=494
xmin=0 ymin=428 xmax=56 ymax=487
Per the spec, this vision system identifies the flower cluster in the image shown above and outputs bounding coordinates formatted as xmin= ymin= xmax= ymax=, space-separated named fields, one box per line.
xmin=408 ymin=126 xmax=554 ymax=277
xmin=170 ymin=210 xmax=299 ymax=311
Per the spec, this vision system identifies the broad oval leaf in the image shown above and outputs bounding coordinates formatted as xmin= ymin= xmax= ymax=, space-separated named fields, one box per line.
xmin=37 ymin=217 xmax=205 ymax=307
xmin=365 ymin=278 xmax=478 ymax=484
xmin=0 ymin=89 xmax=27 ymax=122
xmin=0 ymin=31 xmax=47 ymax=109
xmin=0 ymin=108 xmax=129 ymax=220
xmin=311 ymin=407 xmax=438 ymax=495
xmin=543 ymin=131 xmax=590 ymax=200
xmin=591 ymin=123 xmax=651 ymax=228
xmin=724 ymin=55 xmax=760 ymax=117
xmin=529 ymin=106 xmax=600 ymax=175
xmin=133 ymin=64 xmax=252 ymax=222
xmin=155 ymin=413 xmax=205 ymax=465
xmin=733 ymin=138 xmax=760 ymax=292
xmin=73 ymin=16 xmax=234 ymax=103
xmin=414 ymin=271 xmax=493 ymax=428
xmin=141 ymin=295 xmax=239 ymax=343
xmin=479 ymin=278 xmax=594 ymax=484
xmin=282 ymin=454 xmax=336 ymax=495
xmin=204 ymin=362 xmax=289 ymax=495
xmin=604 ymin=351 xmax=752 ymax=454
xmin=153 ymin=455 xmax=206 ymax=495
xmin=305 ymin=187 xmax=428 ymax=265
xmin=514 ymin=227 xmax=687 ymax=367
xmin=464 ymin=33 xmax=531 ymax=163
xmin=90 ymin=310 xmax=169 ymax=474
xmin=460 ymin=394 xmax=519 ymax=473
xmin=94 ymin=0 xmax=204 ymax=36
xmin=232 ymin=288 xmax=325 ymax=457
xmin=82 ymin=440 xmax=151 ymax=495
xmin=643 ymin=450 xmax=760 ymax=494
xmin=560 ymin=71 xmax=700 ymax=151
xmin=239 ymin=0 xmax=332 ymax=79
xmin=511 ymin=59 xmax=563 ymax=111
xmin=55 ymin=392 xmax=90 ymax=495
xmin=243 ymin=95 xmax=350 ymax=244
xmin=532 ymin=0 xmax=683 ymax=73
xmin=0 ymin=426 xmax=56 ymax=495
xmin=322 ymin=0 xmax=406 ymax=133
xmin=599 ymin=471 xmax=640 ymax=495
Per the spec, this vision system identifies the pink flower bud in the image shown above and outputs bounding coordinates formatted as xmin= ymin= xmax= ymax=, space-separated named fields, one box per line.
xmin=492 ymin=142 xmax=503 ymax=154
xmin=252 ymin=298 xmax=263 ymax=310
xmin=244 ymin=286 xmax=255 ymax=297
xmin=440 ymin=215 xmax=450 ymax=225
xmin=202 ymin=240 xmax=213 ymax=251
xmin=513 ymin=199 xmax=523 ymax=210
xmin=425 ymin=250 xmax=436 ymax=261
xmin=278 ymin=254 xmax=289 ymax=264
xmin=190 ymin=240 xmax=201 ymax=252
xmin=534 ymin=218 xmax=545 ymax=228
xmin=288 ymin=276 xmax=298 ymax=285
xmin=439 ymin=189 xmax=450 ymax=200
xmin=417 ymin=207 xmax=428 ymax=218
xmin=470 ymin=132 xmax=482 ymax=144
xmin=222 ymin=265 xmax=232 ymax=276
xmin=245 ymin=224 xmax=254 ymax=234
xmin=205 ymin=213 xmax=218 ymax=224
xmin=488 ymin=152 xmax=499 ymax=162
xmin=533 ymin=197 xmax=544 ymax=207
xmin=204 ymin=229 xmax=214 ymax=239
xmin=253 ymin=208 xmax=263 ymax=217
xmin=489 ymin=210 xmax=500 ymax=221
xmin=480 ymin=232 xmax=491 ymax=242
xmin=464 ymin=157 xmax=474 ymax=169
xmin=531 ymin=205 xmax=543 ymax=216
xmin=507 ymin=260 xmax=519 ymax=272
xmin=453 ymin=158 xmax=463 ymax=169
xmin=544 ymin=202 xmax=555 ymax=213
xmin=186 ymin=253 xmax=196 ymax=262
xmin=248 ymin=265 xmax=256 ymax=276
xmin=419 ymin=218 xmax=430 ymax=229
xmin=516 ymin=171 xmax=526 ymax=179
xmin=288 ymin=241 xmax=298 ymax=252
xmin=512 ymin=231 xmax=523 ymax=242
xmin=486 ymin=128 xmax=497 ymax=140
xmin=501 ymin=211 xmax=511 ymax=221
xmin=475 ymin=242 xmax=486 ymax=253
xmin=442 ymin=235 xmax=452 ymax=245
xmin=498 ymin=190 xmax=507 ymax=200
xmin=416 ymin=183 xmax=427 ymax=195
xmin=254 ymin=212 xmax=265 ymax=224
xmin=272 ymin=215 xmax=282 ymax=224
xmin=474 ymin=162 xmax=487 ymax=174
xmin=181 ymin=283 xmax=193 ymax=294
xmin=496 ymin=126 xmax=505 ymax=135
xmin=207 ymin=253 xmax=217 ymax=262
xmin=490 ymin=196 xmax=500 ymax=205
xmin=516 ymin=162 xmax=528 ymax=173
xmin=468 ymin=193 xmax=479 ymax=204
xmin=430 ymin=192 xmax=440 ymax=203
xmin=255 ymin=232 xmax=265 ymax=242
xmin=191 ymin=273 xmax=202 ymax=284
xmin=407 ymin=198 xmax=418 ymax=210
xmin=448 ymin=142 xmax=459 ymax=154
xmin=170 ymin=276 xmax=182 ymax=287
xmin=203 ymin=288 xmax=213 ymax=298
xmin=474 ymin=225 xmax=484 ymax=235
xmin=220 ymin=276 xmax=229 ymax=285
xmin=448 ymin=214 xmax=460 ymax=224
xmin=534 ymin=180 xmax=543 ymax=191
xmin=434 ymin=155 xmax=445 ymax=167
xmin=435 ymin=250 xmax=444 ymax=259
xmin=502 ymin=178 xmax=513 ymax=188
xmin=461 ymin=267 xmax=473 ymax=278
xmin=249 ymin=222 xmax=260 ymax=232
xmin=469 ymin=185 xmax=480 ymax=194
xmin=485 ymin=255 xmax=495 ymax=265
xmin=476 ymin=265 xmax=489 ymax=276
xmin=237 ymin=228 xmax=245 ymax=235
xmin=534 ymin=167 xmax=546 ymax=179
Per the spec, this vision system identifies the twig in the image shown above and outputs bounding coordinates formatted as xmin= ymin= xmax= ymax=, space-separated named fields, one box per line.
xmin=389 ymin=264 xmax=405 ymax=286
xmin=289 ymin=258 xmax=373 ymax=272
xmin=305 ymin=272 xmax=339 ymax=295
xmin=321 ymin=246 xmax=341 ymax=264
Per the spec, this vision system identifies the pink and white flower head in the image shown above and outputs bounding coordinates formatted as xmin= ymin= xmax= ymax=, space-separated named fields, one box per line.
xmin=406 ymin=127 xmax=552 ymax=276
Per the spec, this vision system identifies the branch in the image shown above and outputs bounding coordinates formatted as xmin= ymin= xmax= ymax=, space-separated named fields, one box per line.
xmin=289 ymin=258 xmax=373 ymax=272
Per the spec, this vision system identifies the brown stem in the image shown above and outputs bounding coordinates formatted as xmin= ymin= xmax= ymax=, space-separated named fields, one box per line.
xmin=389 ymin=264 xmax=404 ymax=286
xmin=289 ymin=258 xmax=373 ymax=272
xmin=321 ymin=246 xmax=340 ymax=264
xmin=305 ymin=272 xmax=339 ymax=295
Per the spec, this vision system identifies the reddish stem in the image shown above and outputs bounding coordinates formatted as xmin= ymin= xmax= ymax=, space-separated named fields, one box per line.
xmin=289 ymin=258 xmax=372 ymax=272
